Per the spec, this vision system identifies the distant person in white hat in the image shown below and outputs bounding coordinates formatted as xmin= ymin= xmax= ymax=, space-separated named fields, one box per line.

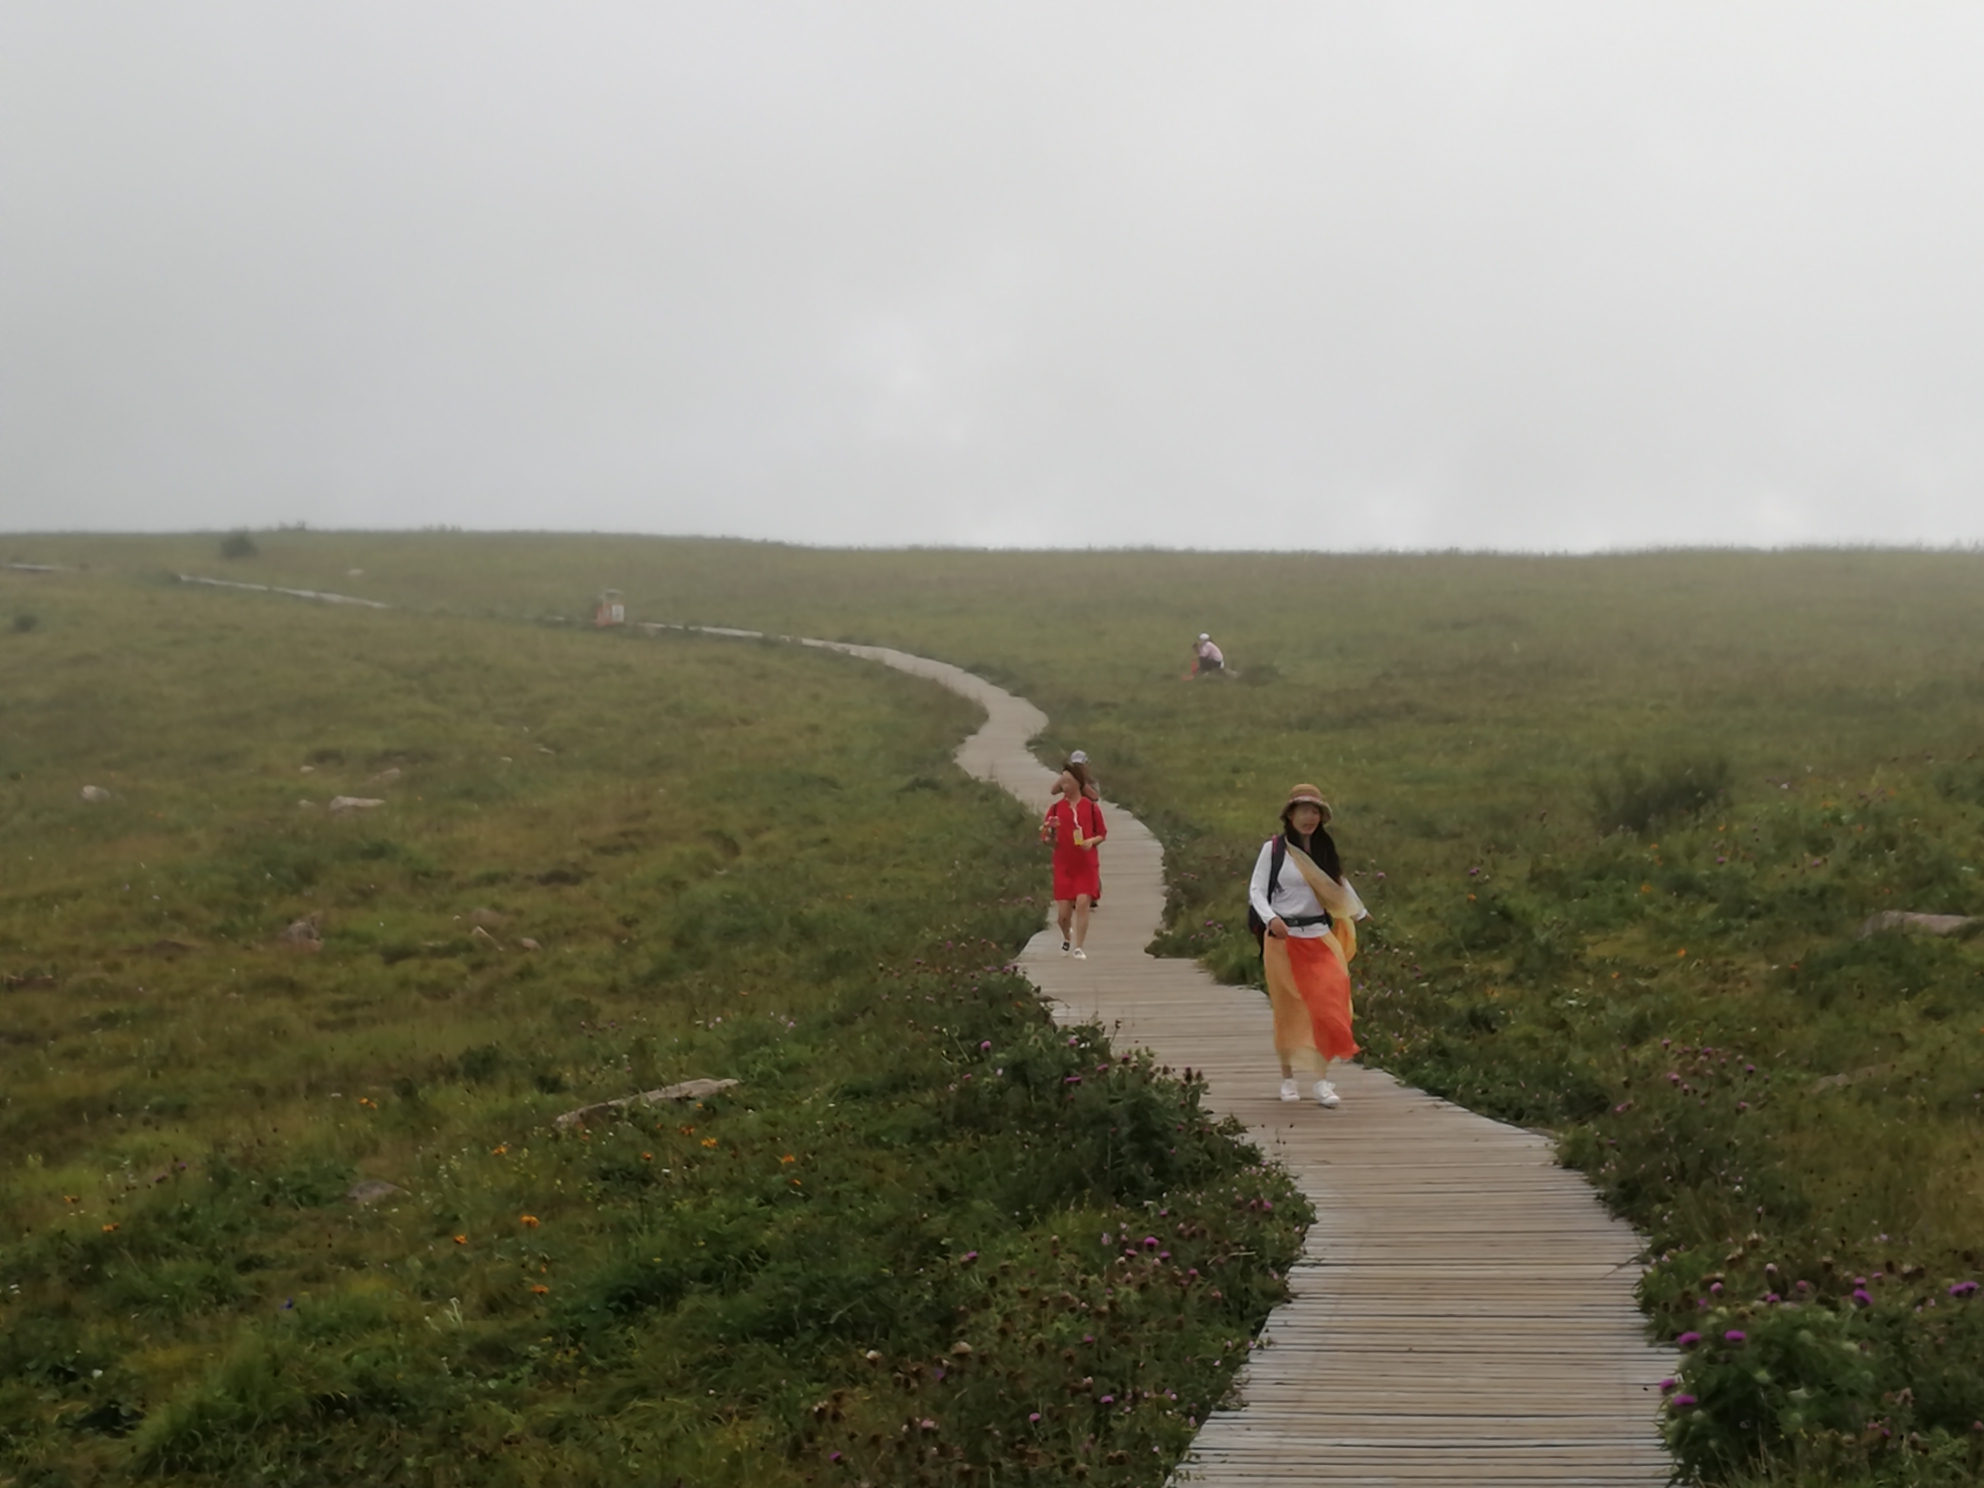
xmin=1191 ymin=633 xmax=1225 ymax=676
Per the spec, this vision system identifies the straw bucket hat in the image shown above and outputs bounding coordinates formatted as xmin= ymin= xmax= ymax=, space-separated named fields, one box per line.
xmin=1284 ymin=783 xmax=1332 ymax=823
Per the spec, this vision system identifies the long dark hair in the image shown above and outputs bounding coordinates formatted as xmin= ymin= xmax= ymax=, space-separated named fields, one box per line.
xmin=1279 ymin=807 xmax=1342 ymax=880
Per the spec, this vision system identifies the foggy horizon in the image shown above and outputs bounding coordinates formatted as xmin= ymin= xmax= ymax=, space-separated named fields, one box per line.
xmin=7 ymin=4 xmax=1983 ymax=553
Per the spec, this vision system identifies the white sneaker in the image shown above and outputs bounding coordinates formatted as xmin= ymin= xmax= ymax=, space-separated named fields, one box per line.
xmin=1314 ymin=1080 xmax=1341 ymax=1108
xmin=1071 ymin=947 xmax=1087 ymax=960
xmin=1279 ymin=1078 xmax=1300 ymax=1103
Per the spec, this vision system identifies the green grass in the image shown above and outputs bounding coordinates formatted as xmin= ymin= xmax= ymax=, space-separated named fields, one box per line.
xmin=0 ymin=570 xmax=1308 ymax=1486
xmin=11 ymin=534 xmax=1984 ymax=1484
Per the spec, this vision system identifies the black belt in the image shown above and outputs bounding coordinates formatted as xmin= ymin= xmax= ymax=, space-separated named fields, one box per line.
xmin=1281 ymin=913 xmax=1332 ymax=928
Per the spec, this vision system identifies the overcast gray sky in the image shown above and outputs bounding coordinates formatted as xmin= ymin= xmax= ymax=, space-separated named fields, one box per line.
xmin=5 ymin=3 xmax=1982 ymax=549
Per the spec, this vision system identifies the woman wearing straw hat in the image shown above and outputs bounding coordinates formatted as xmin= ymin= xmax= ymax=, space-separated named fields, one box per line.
xmin=1248 ymin=784 xmax=1369 ymax=1107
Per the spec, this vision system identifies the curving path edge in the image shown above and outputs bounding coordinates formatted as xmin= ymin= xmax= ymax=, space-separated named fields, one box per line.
xmin=776 ymin=633 xmax=1675 ymax=1487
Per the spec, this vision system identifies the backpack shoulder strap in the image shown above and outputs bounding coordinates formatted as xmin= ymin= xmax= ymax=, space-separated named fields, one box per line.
xmin=1268 ymin=834 xmax=1286 ymax=900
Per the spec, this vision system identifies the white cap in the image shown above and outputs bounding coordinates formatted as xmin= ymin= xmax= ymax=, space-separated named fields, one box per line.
xmin=1197 ymin=633 xmax=1210 ymax=642
xmin=1069 ymin=750 xmax=1089 ymax=764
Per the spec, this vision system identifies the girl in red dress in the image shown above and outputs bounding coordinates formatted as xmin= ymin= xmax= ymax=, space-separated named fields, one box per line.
xmin=1041 ymin=769 xmax=1105 ymax=958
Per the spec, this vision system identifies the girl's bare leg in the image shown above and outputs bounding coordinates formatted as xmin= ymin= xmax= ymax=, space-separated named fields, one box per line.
xmin=1072 ymin=895 xmax=1092 ymax=949
xmin=1056 ymin=900 xmax=1074 ymax=942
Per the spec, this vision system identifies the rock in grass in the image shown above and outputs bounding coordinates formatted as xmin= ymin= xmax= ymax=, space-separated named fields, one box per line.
xmin=1855 ymin=910 xmax=1981 ymax=939
xmin=368 ymin=767 xmax=402 ymax=785
xmin=328 ymin=795 xmax=386 ymax=815
xmin=1812 ymin=1062 xmax=1897 ymax=1093
xmin=517 ymin=937 xmax=542 ymax=952
xmin=80 ymin=785 xmax=111 ymax=803
xmin=554 ymin=1078 xmax=740 ymax=1130
xmin=468 ymin=907 xmax=507 ymax=927
xmin=276 ymin=914 xmax=322 ymax=950
xmin=346 ymin=1179 xmax=402 ymax=1205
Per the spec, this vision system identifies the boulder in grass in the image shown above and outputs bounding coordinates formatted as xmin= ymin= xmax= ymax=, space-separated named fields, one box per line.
xmin=276 ymin=914 xmax=322 ymax=950
xmin=328 ymin=796 xmax=385 ymax=815
xmin=518 ymin=937 xmax=542 ymax=952
xmin=346 ymin=1179 xmax=403 ymax=1205
xmin=468 ymin=907 xmax=507 ymax=928
xmin=80 ymin=785 xmax=111 ymax=803
xmin=1855 ymin=910 xmax=1982 ymax=940
xmin=554 ymin=1077 xmax=740 ymax=1130
xmin=368 ymin=767 xmax=402 ymax=785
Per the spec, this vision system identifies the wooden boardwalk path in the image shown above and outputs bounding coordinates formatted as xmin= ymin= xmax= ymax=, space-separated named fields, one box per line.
xmin=804 ymin=638 xmax=1675 ymax=1487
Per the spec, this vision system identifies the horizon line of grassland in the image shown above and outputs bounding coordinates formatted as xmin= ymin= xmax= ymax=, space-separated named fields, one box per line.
xmin=0 ymin=566 xmax=1310 ymax=1487
xmin=24 ymin=529 xmax=1984 ymax=1488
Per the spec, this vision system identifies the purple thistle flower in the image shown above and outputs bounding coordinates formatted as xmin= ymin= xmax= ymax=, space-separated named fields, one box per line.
xmin=1853 ymin=1288 xmax=1874 ymax=1307
xmin=1670 ymin=1393 xmax=1697 ymax=1410
xmin=1949 ymin=1281 xmax=1980 ymax=1298
xmin=979 ymin=1040 xmax=992 ymax=1051
xmin=1144 ymin=1235 xmax=1160 ymax=1248
xmin=1099 ymin=1394 xmax=1115 ymax=1404
xmin=1029 ymin=1412 xmax=1041 ymax=1423
xmin=1676 ymin=1331 xmax=1702 ymax=1348
xmin=1659 ymin=1377 xmax=1677 ymax=1394
xmin=1725 ymin=1330 xmax=1747 ymax=1343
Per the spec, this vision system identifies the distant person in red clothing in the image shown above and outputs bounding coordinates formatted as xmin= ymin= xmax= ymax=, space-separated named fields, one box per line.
xmin=1064 ymin=751 xmax=1105 ymax=907
xmin=1041 ymin=769 xmax=1105 ymax=958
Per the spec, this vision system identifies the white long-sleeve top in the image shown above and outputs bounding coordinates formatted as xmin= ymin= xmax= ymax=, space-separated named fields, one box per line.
xmin=1248 ymin=836 xmax=1367 ymax=939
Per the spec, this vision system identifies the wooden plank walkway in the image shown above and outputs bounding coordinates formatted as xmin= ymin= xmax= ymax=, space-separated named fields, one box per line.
xmin=800 ymin=638 xmax=1675 ymax=1487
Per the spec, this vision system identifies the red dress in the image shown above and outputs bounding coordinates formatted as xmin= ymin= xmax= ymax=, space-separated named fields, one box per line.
xmin=1045 ymin=797 xmax=1104 ymax=901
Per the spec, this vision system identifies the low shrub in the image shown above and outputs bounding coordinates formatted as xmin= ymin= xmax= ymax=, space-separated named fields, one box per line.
xmin=1591 ymin=751 xmax=1734 ymax=835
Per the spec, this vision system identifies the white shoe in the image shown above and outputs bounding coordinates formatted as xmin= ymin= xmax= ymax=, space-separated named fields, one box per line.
xmin=1071 ymin=947 xmax=1087 ymax=960
xmin=1314 ymin=1080 xmax=1340 ymax=1108
xmin=1279 ymin=1078 xmax=1300 ymax=1103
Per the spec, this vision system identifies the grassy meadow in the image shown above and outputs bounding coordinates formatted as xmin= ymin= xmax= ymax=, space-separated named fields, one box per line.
xmin=0 ymin=566 xmax=1309 ymax=1486
xmin=8 ymin=532 xmax=1984 ymax=1484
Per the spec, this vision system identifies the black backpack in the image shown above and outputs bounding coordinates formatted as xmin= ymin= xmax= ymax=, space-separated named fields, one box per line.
xmin=1245 ymin=835 xmax=1289 ymax=950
